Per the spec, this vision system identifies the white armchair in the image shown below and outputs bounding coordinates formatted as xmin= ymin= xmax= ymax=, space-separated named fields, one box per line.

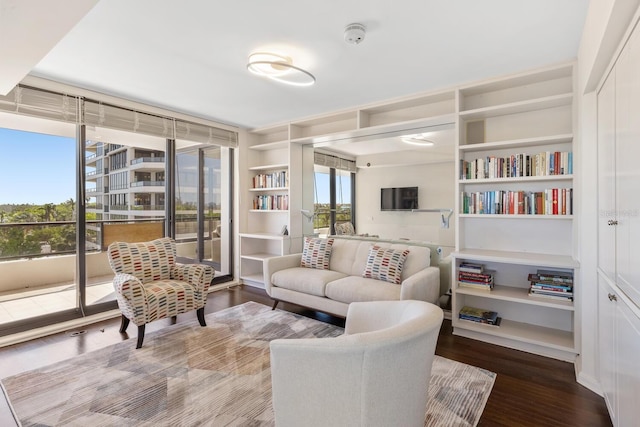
xmin=269 ymin=300 xmax=444 ymax=427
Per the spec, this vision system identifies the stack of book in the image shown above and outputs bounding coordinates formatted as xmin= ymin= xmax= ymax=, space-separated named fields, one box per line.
xmin=528 ymin=269 xmax=574 ymax=301
xmin=458 ymin=262 xmax=495 ymax=291
xmin=458 ymin=305 xmax=501 ymax=326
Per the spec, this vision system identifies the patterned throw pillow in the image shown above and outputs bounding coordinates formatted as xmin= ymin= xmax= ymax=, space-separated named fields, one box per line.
xmin=300 ymin=237 xmax=334 ymax=269
xmin=362 ymin=245 xmax=410 ymax=284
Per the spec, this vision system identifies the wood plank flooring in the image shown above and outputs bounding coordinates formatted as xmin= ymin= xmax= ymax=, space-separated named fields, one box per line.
xmin=0 ymin=285 xmax=612 ymax=426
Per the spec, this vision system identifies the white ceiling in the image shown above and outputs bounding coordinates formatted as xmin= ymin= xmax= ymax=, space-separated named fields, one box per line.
xmin=8 ymin=0 xmax=590 ymax=157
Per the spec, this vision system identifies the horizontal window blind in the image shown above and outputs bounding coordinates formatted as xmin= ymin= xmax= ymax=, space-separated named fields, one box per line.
xmin=0 ymin=84 xmax=237 ymax=145
xmin=0 ymin=86 xmax=78 ymax=123
xmin=84 ymin=100 xmax=173 ymax=139
xmin=314 ymin=152 xmax=356 ymax=172
xmin=175 ymin=119 xmax=238 ymax=147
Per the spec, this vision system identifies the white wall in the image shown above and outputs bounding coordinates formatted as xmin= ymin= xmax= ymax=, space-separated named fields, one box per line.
xmin=355 ymin=160 xmax=455 ymax=256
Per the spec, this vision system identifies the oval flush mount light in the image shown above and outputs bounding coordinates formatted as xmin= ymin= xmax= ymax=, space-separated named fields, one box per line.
xmin=247 ymin=52 xmax=316 ymax=87
xmin=401 ymin=134 xmax=435 ymax=146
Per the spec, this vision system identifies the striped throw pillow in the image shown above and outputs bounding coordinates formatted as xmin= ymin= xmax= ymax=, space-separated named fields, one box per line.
xmin=300 ymin=237 xmax=334 ymax=270
xmin=362 ymin=245 xmax=410 ymax=284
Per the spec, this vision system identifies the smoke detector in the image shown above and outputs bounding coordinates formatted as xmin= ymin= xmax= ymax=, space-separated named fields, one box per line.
xmin=344 ymin=23 xmax=366 ymax=45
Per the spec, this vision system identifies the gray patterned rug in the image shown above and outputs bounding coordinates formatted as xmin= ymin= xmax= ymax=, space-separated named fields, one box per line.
xmin=1 ymin=301 xmax=495 ymax=426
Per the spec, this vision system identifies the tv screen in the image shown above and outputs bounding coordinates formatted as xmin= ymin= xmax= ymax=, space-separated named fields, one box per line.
xmin=380 ymin=187 xmax=419 ymax=211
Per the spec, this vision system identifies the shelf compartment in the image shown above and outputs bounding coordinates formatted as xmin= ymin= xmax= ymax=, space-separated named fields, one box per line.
xmin=358 ymin=90 xmax=455 ymax=128
xmin=453 ymin=248 xmax=578 ymax=268
xmin=453 ymin=317 xmax=575 ymax=353
xmin=459 ymin=64 xmax=573 ymax=111
xmin=289 ymin=111 xmax=358 ymax=142
xmin=455 ymin=284 xmax=574 ymax=311
xmin=459 ymin=134 xmax=573 ymax=151
xmin=459 ymin=93 xmax=573 ymax=121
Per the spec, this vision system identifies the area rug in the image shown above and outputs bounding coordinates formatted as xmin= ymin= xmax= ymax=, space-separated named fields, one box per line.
xmin=1 ymin=301 xmax=495 ymax=426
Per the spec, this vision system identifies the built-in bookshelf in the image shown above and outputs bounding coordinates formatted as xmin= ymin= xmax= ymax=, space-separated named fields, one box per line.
xmin=452 ymin=62 xmax=579 ymax=361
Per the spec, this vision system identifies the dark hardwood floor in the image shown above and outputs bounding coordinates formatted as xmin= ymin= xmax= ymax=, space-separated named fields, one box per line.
xmin=0 ymin=285 xmax=611 ymax=426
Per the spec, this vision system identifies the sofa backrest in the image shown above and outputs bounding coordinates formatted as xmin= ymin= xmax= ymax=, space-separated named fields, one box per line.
xmin=329 ymin=238 xmax=431 ymax=281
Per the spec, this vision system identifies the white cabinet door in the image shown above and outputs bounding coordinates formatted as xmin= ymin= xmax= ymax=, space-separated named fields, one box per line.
xmin=616 ymin=295 xmax=640 ymax=427
xmin=597 ymin=71 xmax=617 ymax=281
xmin=598 ymin=276 xmax=618 ymax=424
xmin=616 ymin=24 xmax=640 ymax=306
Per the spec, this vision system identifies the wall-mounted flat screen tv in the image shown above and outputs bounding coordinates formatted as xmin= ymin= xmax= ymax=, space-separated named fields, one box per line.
xmin=380 ymin=187 xmax=419 ymax=211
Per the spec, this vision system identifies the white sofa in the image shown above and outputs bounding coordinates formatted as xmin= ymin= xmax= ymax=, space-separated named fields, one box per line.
xmin=270 ymin=300 xmax=444 ymax=427
xmin=264 ymin=236 xmax=448 ymax=317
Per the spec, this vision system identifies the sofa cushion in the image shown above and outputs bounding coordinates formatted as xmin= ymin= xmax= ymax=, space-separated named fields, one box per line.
xmin=325 ymin=276 xmax=402 ymax=304
xmin=301 ymin=237 xmax=334 ymax=270
xmin=271 ymin=267 xmax=347 ymax=297
xmin=362 ymin=246 xmax=410 ymax=284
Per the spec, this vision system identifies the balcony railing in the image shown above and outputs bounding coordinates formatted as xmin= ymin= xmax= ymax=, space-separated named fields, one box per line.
xmin=130 ymin=181 xmax=165 ymax=187
xmin=131 ymin=157 xmax=165 ymax=165
xmin=132 ymin=204 xmax=165 ymax=211
xmin=0 ymin=219 xmax=166 ymax=262
xmin=110 ymin=205 xmax=128 ymax=211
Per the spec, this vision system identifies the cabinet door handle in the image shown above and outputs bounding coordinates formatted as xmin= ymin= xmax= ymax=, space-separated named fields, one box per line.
xmin=608 ymin=293 xmax=618 ymax=302
xmin=607 ymin=220 xmax=618 ymax=226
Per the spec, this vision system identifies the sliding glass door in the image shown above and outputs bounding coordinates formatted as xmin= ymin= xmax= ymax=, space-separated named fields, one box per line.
xmin=175 ymin=143 xmax=232 ymax=278
xmin=0 ymin=118 xmax=79 ymax=328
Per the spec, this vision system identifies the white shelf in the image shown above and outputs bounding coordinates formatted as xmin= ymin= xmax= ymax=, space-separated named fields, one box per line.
xmin=241 ymin=252 xmax=279 ymax=261
xmin=249 ymin=140 xmax=288 ymax=151
xmin=249 ymin=187 xmax=289 ymax=192
xmin=249 ymin=209 xmax=289 ymax=213
xmin=455 ymin=284 xmax=574 ymax=311
xmin=452 ymin=249 xmax=579 ymax=268
xmin=459 ymin=93 xmax=573 ymax=120
xmin=459 ymin=175 xmax=573 ymax=184
xmin=239 ymin=232 xmax=287 ymax=240
xmin=248 ymin=163 xmax=288 ymax=171
xmin=452 ymin=317 xmax=575 ymax=352
xmin=459 ymin=134 xmax=573 ymax=152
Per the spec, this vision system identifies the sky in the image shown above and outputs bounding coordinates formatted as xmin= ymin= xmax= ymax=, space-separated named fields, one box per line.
xmin=0 ymin=128 xmax=76 ymax=205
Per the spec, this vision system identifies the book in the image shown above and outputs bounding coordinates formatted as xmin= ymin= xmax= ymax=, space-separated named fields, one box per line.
xmin=458 ymin=317 xmax=502 ymax=328
xmin=458 ymin=269 xmax=495 ymax=282
xmin=528 ymin=291 xmax=574 ymax=302
xmin=531 ymin=270 xmax=573 ymax=284
xmin=459 ymin=306 xmax=500 ymax=325
xmin=458 ymin=281 xmax=493 ymax=291
xmin=459 ymin=262 xmax=484 ymax=273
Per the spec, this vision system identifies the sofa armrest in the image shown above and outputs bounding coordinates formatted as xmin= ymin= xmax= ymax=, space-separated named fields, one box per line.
xmin=399 ymin=266 xmax=440 ymax=305
xmin=172 ymin=263 xmax=215 ymax=302
xmin=263 ymin=253 xmax=303 ymax=296
xmin=112 ymin=273 xmax=147 ymax=324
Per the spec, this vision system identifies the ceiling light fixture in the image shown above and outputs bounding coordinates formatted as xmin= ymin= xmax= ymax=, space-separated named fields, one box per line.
xmin=247 ymin=52 xmax=315 ymax=87
xmin=401 ymin=134 xmax=435 ymax=147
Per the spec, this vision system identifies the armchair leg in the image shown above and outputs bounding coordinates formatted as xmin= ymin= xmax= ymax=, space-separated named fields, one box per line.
xmin=272 ymin=300 xmax=279 ymax=310
xmin=171 ymin=315 xmax=177 ymax=325
xmin=136 ymin=325 xmax=146 ymax=349
xmin=119 ymin=315 xmax=130 ymax=333
xmin=197 ymin=307 xmax=206 ymax=327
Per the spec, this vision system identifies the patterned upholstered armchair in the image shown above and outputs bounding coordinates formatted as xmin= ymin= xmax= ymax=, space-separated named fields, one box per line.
xmin=107 ymin=237 xmax=215 ymax=348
